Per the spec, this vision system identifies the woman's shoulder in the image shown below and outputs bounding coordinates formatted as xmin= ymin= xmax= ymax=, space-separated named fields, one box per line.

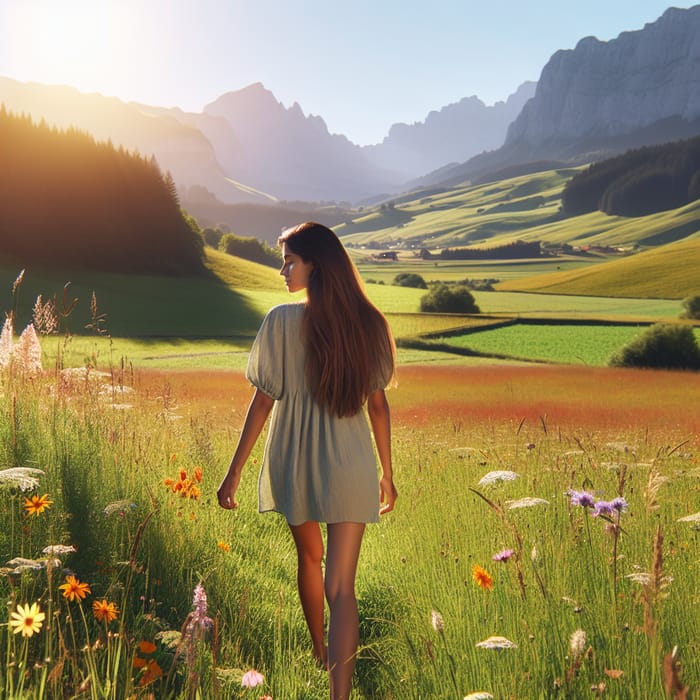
xmin=266 ymin=302 xmax=305 ymax=319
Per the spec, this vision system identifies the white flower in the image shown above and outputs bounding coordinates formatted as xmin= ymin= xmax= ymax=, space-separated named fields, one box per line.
xmin=478 ymin=470 xmax=518 ymax=486
xmin=476 ymin=635 xmax=517 ymax=650
xmin=464 ymin=693 xmax=494 ymax=700
xmin=0 ymin=467 xmax=45 ymax=492
xmin=42 ymin=545 xmax=77 ymax=556
xmin=506 ymin=497 xmax=549 ymax=509
xmin=569 ymin=629 xmax=587 ymax=660
xmin=431 ymin=610 xmax=445 ymax=632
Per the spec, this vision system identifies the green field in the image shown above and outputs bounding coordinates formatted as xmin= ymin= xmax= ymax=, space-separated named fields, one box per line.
xmin=436 ymin=323 xmax=673 ymax=365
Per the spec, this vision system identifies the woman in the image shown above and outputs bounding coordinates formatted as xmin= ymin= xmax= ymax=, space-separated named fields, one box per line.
xmin=217 ymin=221 xmax=397 ymax=700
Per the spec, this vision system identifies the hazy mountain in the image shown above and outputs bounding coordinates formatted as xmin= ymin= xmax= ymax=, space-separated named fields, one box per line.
xmin=0 ymin=77 xmax=264 ymax=204
xmin=363 ymin=82 xmax=536 ymax=179
xmin=202 ymin=83 xmax=404 ymax=203
xmin=419 ymin=5 xmax=700 ymax=188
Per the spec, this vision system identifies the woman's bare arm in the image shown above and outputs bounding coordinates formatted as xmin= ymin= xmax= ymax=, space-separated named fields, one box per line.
xmin=367 ymin=389 xmax=397 ymax=514
xmin=217 ymin=388 xmax=274 ymax=509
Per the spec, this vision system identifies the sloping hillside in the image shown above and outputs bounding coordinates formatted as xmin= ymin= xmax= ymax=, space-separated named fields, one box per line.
xmin=496 ymin=238 xmax=700 ymax=299
xmin=337 ymin=167 xmax=700 ymax=253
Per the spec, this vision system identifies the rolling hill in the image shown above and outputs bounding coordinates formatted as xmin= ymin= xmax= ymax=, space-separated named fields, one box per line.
xmin=336 ymin=167 xmax=700 ymax=253
xmin=496 ymin=237 xmax=700 ymax=299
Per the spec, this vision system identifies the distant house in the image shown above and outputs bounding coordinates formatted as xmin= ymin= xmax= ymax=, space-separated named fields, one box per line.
xmin=373 ymin=251 xmax=398 ymax=261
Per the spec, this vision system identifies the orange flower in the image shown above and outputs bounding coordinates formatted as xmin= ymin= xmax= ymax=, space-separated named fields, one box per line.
xmin=24 ymin=493 xmax=53 ymax=516
xmin=193 ymin=466 xmax=203 ymax=483
xmin=139 ymin=659 xmax=163 ymax=686
xmin=179 ymin=468 xmax=187 ymax=481
xmin=92 ymin=599 xmax=119 ymax=623
xmin=139 ymin=640 xmax=157 ymax=654
xmin=473 ymin=564 xmax=494 ymax=591
xmin=59 ymin=575 xmax=91 ymax=602
xmin=217 ymin=541 xmax=230 ymax=552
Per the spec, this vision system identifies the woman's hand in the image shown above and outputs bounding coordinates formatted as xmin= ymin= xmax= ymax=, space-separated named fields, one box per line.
xmin=379 ymin=474 xmax=398 ymax=515
xmin=217 ymin=470 xmax=241 ymax=510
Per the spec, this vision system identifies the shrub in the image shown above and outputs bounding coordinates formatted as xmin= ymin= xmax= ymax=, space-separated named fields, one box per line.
xmin=609 ymin=323 xmax=700 ymax=370
xmin=420 ymin=284 xmax=480 ymax=314
xmin=220 ymin=233 xmax=281 ymax=268
xmin=681 ymin=294 xmax=700 ymax=320
xmin=393 ymin=273 xmax=427 ymax=289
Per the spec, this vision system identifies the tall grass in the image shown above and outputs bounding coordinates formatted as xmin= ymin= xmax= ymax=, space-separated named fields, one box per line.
xmin=2 ymin=349 xmax=700 ymax=697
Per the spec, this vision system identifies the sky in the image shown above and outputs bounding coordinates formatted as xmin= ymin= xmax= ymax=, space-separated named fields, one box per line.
xmin=0 ymin=0 xmax=697 ymax=145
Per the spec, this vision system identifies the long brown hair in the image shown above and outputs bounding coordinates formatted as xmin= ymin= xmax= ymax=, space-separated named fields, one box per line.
xmin=279 ymin=222 xmax=395 ymax=417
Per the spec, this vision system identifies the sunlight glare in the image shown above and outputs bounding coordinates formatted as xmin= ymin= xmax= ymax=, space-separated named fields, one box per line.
xmin=7 ymin=1 xmax=136 ymax=92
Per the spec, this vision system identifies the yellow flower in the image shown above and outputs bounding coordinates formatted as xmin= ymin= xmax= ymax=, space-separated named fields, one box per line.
xmin=92 ymin=599 xmax=119 ymax=623
xmin=10 ymin=602 xmax=45 ymax=637
xmin=217 ymin=541 xmax=230 ymax=552
xmin=473 ymin=564 xmax=494 ymax=591
xmin=59 ymin=575 xmax=91 ymax=602
xmin=24 ymin=493 xmax=53 ymax=516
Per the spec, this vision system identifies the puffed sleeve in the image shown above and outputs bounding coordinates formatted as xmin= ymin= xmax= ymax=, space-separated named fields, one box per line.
xmin=245 ymin=307 xmax=284 ymax=400
xmin=370 ymin=333 xmax=396 ymax=392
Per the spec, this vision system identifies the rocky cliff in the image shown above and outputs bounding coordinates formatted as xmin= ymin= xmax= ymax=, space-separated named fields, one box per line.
xmin=505 ymin=5 xmax=700 ymax=153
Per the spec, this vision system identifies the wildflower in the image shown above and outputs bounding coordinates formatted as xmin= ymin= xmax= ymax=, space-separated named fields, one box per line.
xmin=569 ymin=629 xmax=587 ymax=660
xmin=591 ymin=500 xmax=614 ymax=517
xmin=464 ymin=694 xmax=494 ymax=700
xmin=134 ymin=657 xmax=163 ymax=686
xmin=431 ymin=610 xmax=445 ymax=632
xmin=4 ymin=556 xmax=46 ymax=573
xmin=241 ymin=669 xmax=265 ymax=688
xmin=473 ymin=565 xmax=493 ymax=590
xmin=59 ymin=575 xmax=91 ymax=602
xmin=492 ymin=548 xmax=514 ymax=562
xmin=568 ymin=489 xmax=595 ymax=508
xmin=217 ymin=541 xmax=230 ymax=552
xmin=10 ymin=601 xmax=45 ymax=637
xmin=92 ymin=599 xmax=119 ymax=623
xmin=102 ymin=500 xmax=137 ymax=517
xmin=477 ymin=470 xmax=518 ymax=486
xmin=24 ymin=493 xmax=53 ymax=516
xmin=506 ymin=497 xmax=549 ymax=509
xmin=42 ymin=544 xmax=76 ymax=556
xmin=610 ymin=497 xmax=628 ymax=512
xmin=0 ymin=467 xmax=45 ymax=492
xmin=476 ymin=635 xmax=517 ymax=650
xmin=193 ymin=466 xmax=203 ymax=482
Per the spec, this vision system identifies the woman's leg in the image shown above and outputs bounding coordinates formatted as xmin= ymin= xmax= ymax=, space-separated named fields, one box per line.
xmin=289 ymin=520 xmax=327 ymax=666
xmin=325 ymin=522 xmax=366 ymax=700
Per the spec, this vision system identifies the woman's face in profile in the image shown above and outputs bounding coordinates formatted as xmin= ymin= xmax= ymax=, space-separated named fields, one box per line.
xmin=280 ymin=243 xmax=313 ymax=293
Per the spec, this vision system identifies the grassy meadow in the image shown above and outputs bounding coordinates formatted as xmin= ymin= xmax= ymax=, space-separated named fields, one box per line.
xmin=2 ymin=170 xmax=700 ymax=697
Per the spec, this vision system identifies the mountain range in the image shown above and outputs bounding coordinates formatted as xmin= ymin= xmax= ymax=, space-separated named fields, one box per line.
xmin=1 ymin=4 xmax=699 ymax=210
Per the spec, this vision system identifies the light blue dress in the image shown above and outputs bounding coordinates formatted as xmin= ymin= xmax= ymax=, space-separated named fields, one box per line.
xmin=246 ymin=303 xmax=391 ymax=526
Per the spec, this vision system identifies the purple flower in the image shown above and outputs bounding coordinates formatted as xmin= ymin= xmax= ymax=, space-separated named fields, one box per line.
xmin=187 ymin=583 xmax=213 ymax=634
xmin=610 ymin=497 xmax=628 ymax=512
xmin=568 ymin=490 xmax=595 ymax=508
xmin=492 ymin=548 xmax=515 ymax=562
xmin=591 ymin=500 xmax=614 ymax=517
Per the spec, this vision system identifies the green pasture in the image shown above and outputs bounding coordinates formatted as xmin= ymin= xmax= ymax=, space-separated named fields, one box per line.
xmin=435 ymin=323 xmax=659 ymax=366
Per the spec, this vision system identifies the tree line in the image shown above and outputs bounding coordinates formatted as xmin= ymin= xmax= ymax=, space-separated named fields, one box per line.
xmin=421 ymin=240 xmax=542 ymax=260
xmin=0 ymin=107 xmax=204 ymax=275
xmin=562 ymin=135 xmax=700 ymax=217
